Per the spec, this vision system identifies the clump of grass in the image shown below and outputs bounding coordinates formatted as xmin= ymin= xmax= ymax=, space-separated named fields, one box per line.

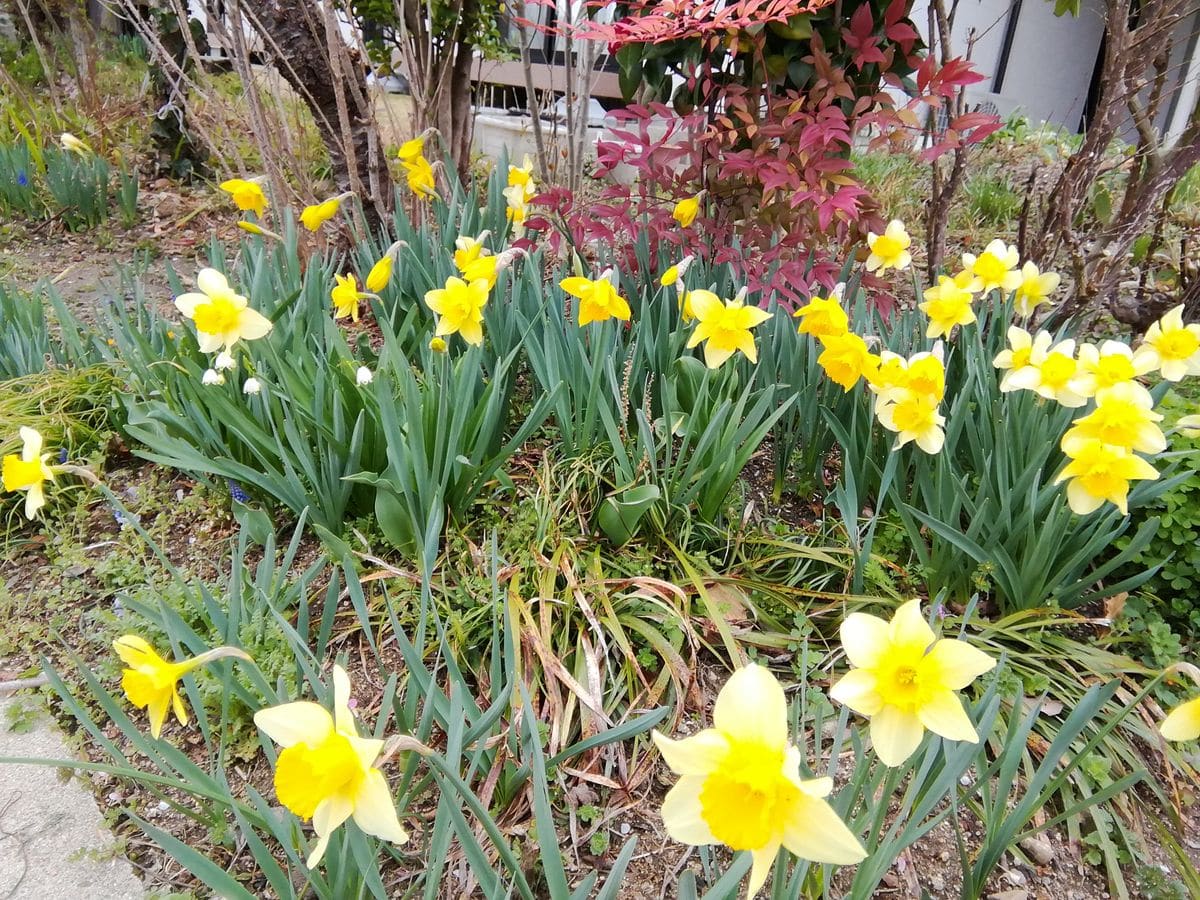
xmin=851 ymin=150 xmax=927 ymax=225
xmin=964 ymin=173 xmax=1022 ymax=228
xmin=0 ymin=366 xmax=117 ymax=458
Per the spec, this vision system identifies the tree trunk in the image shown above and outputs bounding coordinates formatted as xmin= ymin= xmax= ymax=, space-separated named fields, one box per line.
xmin=249 ymin=0 xmax=392 ymax=225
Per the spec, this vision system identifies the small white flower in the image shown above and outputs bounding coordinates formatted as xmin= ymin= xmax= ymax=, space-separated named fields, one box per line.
xmin=214 ymin=351 xmax=236 ymax=371
xmin=201 ymin=368 xmax=224 ymax=385
xmin=356 ymin=366 xmax=374 ymax=385
xmin=243 ymin=377 xmax=262 ymax=395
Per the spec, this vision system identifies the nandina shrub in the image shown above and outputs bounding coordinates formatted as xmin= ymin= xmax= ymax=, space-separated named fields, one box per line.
xmin=532 ymin=0 xmax=998 ymax=304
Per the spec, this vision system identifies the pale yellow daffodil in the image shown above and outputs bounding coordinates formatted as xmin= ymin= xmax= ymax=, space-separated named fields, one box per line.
xmin=865 ymin=219 xmax=912 ymax=273
xmin=1061 ymin=382 xmax=1166 ymax=456
xmin=561 ymin=274 xmax=632 ymax=326
xmin=830 ymin=599 xmax=996 ymax=766
xmin=175 ymin=268 xmax=273 ymax=353
xmin=920 ymin=271 xmax=978 ymax=339
xmin=114 ymin=635 xmax=250 ymax=739
xmin=1055 ymin=437 xmax=1158 ymax=515
xmin=1133 ymin=305 xmax=1200 ymax=382
xmin=686 ymin=290 xmax=771 ymax=368
xmin=2 ymin=427 xmax=57 ymax=519
xmin=425 ymin=276 xmax=489 ymax=346
xmin=254 ymin=665 xmax=409 ymax=868
xmin=1178 ymin=414 xmax=1200 ymax=439
xmin=875 ymin=391 xmax=946 ymax=455
xmin=1075 ymin=340 xmax=1154 ymax=399
xmin=652 ymin=664 xmax=866 ymax=896
xmin=962 ymin=239 xmax=1021 ymax=295
xmin=993 ymin=325 xmax=1039 ymax=392
xmin=1004 ymin=335 xmax=1088 ymax=408
xmin=219 ymin=178 xmax=268 ymax=218
xmin=60 ymin=132 xmax=93 ymax=155
xmin=1011 ymin=261 xmax=1060 ymax=318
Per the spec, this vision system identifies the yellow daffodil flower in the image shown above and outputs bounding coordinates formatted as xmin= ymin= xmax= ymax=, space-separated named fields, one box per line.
xmin=818 ymin=332 xmax=878 ymax=391
xmin=254 ymin=665 xmax=409 ymax=868
xmin=1133 ymin=305 xmax=1200 ymax=382
xmin=1012 ymin=261 xmax=1061 ymax=318
xmin=868 ymin=350 xmax=945 ymax=412
xmin=1178 ymin=414 xmax=1200 ymax=438
xmin=175 ymin=268 xmax=273 ymax=353
xmin=961 ymin=239 xmax=1021 ymax=295
xmin=60 ymin=132 xmax=93 ymax=155
xmin=919 ymin=271 xmax=978 ymax=338
xmin=365 ymin=255 xmax=394 ymax=293
xmin=865 ymin=219 xmax=912 ymax=273
xmin=404 ymin=155 xmax=437 ymax=200
xmin=219 ymin=178 xmax=268 ymax=218
xmin=1055 ymin=437 xmax=1159 ymax=515
xmin=651 ymin=664 xmax=866 ymax=896
xmin=300 ymin=195 xmax=349 ymax=232
xmin=876 ymin=391 xmax=946 ymax=454
xmin=686 ymin=290 xmax=771 ymax=369
xmin=331 ymin=273 xmax=366 ymax=323
xmin=867 ymin=351 xmax=909 ymax=404
xmin=114 ymin=635 xmax=250 ymax=739
xmin=1161 ymin=695 xmax=1200 ymax=741
xmin=660 ymin=255 xmax=694 ymax=288
xmin=460 ymin=254 xmax=499 ymax=290
xmin=454 ymin=233 xmax=489 ymax=271
xmin=236 ymin=220 xmax=282 ymax=241
xmin=793 ymin=294 xmax=849 ymax=340
xmin=905 ymin=351 xmax=946 ymax=402
xmin=1061 ymin=382 xmax=1165 ymax=455
xmin=1004 ymin=336 xmax=1087 ymax=408
xmin=2 ymin=427 xmax=57 ymax=519
xmin=561 ymin=274 xmax=632 ymax=326
xmin=425 ymin=276 xmax=489 ymax=346
xmin=830 ymin=599 xmax=996 ymax=766
xmin=1075 ymin=340 xmax=1154 ymax=399
xmin=672 ymin=194 xmax=702 ymax=228
xmin=397 ymin=136 xmax=425 ymax=164
xmin=507 ymin=155 xmax=536 ymax=196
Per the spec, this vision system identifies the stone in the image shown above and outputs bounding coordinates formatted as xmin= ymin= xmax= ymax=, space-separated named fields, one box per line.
xmin=1019 ymin=835 xmax=1055 ymax=865
xmin=987 ymin=892 xmax=1029 ymax=900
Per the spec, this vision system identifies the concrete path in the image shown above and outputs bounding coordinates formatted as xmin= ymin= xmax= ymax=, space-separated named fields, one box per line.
xmin=0 ymin=692 xmax=143 ymax=899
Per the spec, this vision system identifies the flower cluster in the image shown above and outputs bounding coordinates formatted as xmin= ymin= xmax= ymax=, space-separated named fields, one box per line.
xmin=399 ymin=135 xmax=436 ymax=200
xmin=996 ymin=305 xmax=1199 ymax=515
xmin=504 ymin=156 xmax=537 ymax=237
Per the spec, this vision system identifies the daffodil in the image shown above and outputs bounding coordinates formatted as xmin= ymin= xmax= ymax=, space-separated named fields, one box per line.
xmin=1011 ymin=261 xmax=1060 ymax=318
xmin=460 ymin=254 xmax=499 ymax=290
xmin=867 ymin=351 xmax=909 ymax=407
xmin=254 ymin=665 xmax=409 ymax=867
xmin=652 ymin=664 xmax=866 ymax=896
xmin=397 ymin=136 xmax=425 ymax=164
xmin=1178 ymin=414 xmax=1200 ymax=438
xmin=237 ymin=220 xmax=281 ymax=241
xmin=660 ymin=255 xmax=694 ymax=289
xmin=1055 ymin=438 xmax=1158 ymax=515
xmin=1075 ymin=340 xmax=1154 ymax=399
xmin=876 ymin=392 xmax=946 ymax=454
xmin=1133 ymin=305 xmax=1200 ymax=382
xmin=425 ymin=276 xmax=489 ymax=346
xmin=865 ymin=220 xmax=912 ymax=273
xmin=219 ymin=178 xmax=268 ymax=218
xmin=1004 ymin=336 xmax=1087 ymax=407
xmin=430 ymin=336 xmax=448 ymax=353
xmin=175 ymin=268 xmax=273 ymax=353
xmin=404 ymin=155 xmax=437 ymax=200
xmin=919 ymin=271 xmax=978 ymax=338
xmin=686 ymin=290 xmax=771 ymax=369
xmin=365 ymin=255 xmax=394 ymax=293
xmin=904 ymin=351 xmax=946 ymax=402
xmin=114 ymin=635 xmax=250 ymax=739
xmin=830 ymin=599 xmax=996 ymax=766
xmin=961 ymin=239 xmax=1021 ymax=295
xmin=818 ymin=332 xmax=878 ymax=391
xmin=2 ymin=427 xmax=57 ymax=519
xmin=1061 ymin=382 xmax=1165 ymax=455
xmin=454 ymin=233 xmax=489 ymax=271
xmin=300 ymin=194 xmax=350 ymax=231
xmin=673 ymin=194 xmax=702 ymax=228
xmin=868 ymin=351 xmax=945 ymax=411
xmin=793 ymin=294 xmax=849 ymax=340
xmin=993 ymin=326 xmax=1044 ymax=392
xmin=60 ymin=132 xmax=93 ymax=155
xmin=507 ymin=155 xmax=536 ymax=198
xmin=503 ymin=183 xmax=532 ymax=236
xmin=1161 ymin=695 xmax=1200 ymax=741
xmin=561 ymin=274 xmax=632 ymax=326
xmin=331 ymin=273 xmax=366 ymax=322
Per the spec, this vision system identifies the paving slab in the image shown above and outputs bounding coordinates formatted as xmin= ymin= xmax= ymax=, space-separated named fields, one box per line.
xmin=0 ymin=692 xmax=143 ymax=899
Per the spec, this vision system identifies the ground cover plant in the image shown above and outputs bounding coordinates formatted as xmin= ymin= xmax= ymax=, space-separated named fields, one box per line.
xmin=1 ymin=4 xmax=1199 ymax=900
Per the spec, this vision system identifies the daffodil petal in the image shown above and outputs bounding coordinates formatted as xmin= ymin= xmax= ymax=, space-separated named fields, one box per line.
xmin=306 ymin=794 xmax=354 ymax=868
xmin=748 ymin=840 xmax=782 ymax=897
xmin=1160 ymin=696 xmax=1200 ymax=742
xmin=254 ymin=702 xmax=334 ymax=748
xmin=839 ymin=611 xmax=891 ymax=669
xmin=332 ymin=665 xmax=353 ymax=734
xmin=351 ymin=768 xmax=409 ymax=845
xmin=889 ymin=599 xmax=935 ymax=651
xmin=147 ymin=692 xmax=172 ymax=740
xmin=712 ymin=664 xmax=788 ymax=750
xmin=651 ymin=728 xmax=728 ymax=776
xmin=925 ymin=638 xmax=996 ymax=690
xmin=829 ymin=668 xmax=883 ymax=716
xmin=659 ymin=776 xmax=717 ymax=845
xmin=237 ymin=308 xmax=273 ymax=341
xmin=869 ymin=705 xmax=925 ymax=767
xmin=916 ymin=690 xmax=978 ymax=743
xmin=781 ymin=794 xmax=866 ymax=864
